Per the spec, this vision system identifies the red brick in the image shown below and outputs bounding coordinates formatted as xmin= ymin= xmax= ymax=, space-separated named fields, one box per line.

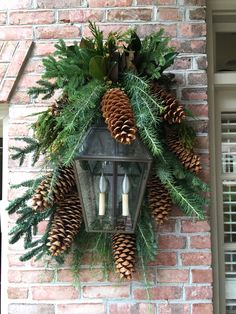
xmin=10 ymin=91 xmax=30 ymax=104
xmin=33 ymin=42 xmax=56 ymax=57
xmin=182 ymin=88 xmax=207 ymax=101
xmin=172 ymin=57 xmax=191 ymax=70
xmin=0 ymin=12 xmax=7 ymax=25
xmin=196 ymin=56 xmax=207 ymax=70
xmin=149 ymin=252 xmax=177 ymax=266
xmin=37 ymin=0 xmax=82 ymax=8
xmin=59 ymin=9 xmax=104 ymax=23
xmin=134 ymin=286 xmax=182 ymax=300
xmin=159 ymin=303 xmax=190 ymax=314
xmin=137 ymin=0 xmax=153 ymax=4
xmin=58 ymin=303 xmax=105 ymax=314
xmin=181 ymin=220 xmax=210 ymax=233
xmin=88 ymin=0 xmax=133 ymax=7
xmin=192 ymin=303 xmax=213 ymax=314
xmin=191 ymin=40 xmax=206 ymax=53
xmin=183 ymin=0 xmax=206 ymax=4
xmin=58 ymin=268 xmax=104 ymax=282
xmin=157 ymin=219 xmax=176 ymax=232
xmin=196 ymin=136 xmax=208 ymax=150
xmin=192 ymin=269 xmax=213 ymax=283
xmin=109 ymin=303 xmax=155 ymax=314
xmin=35 ymin=25 xmax=80 ymax=39
xmin=187 ymin=104 xmax=208 ymax=118
xmin=8 ymin=270 xmax=53 ymax=283
xmin=185 ymin=286 xmax=212 ymax=300
xmin=159 ymin=235 xmax=186 ymax=249
xmin=179 ymin=23 xmax=206 ymax=38
xmin=32 ymin=286 xmax=79 ymax=300
xmin=189 ymin=8 xmax=206 ymax=20
xmin=8 ymin=254 xmax=28 ymax=266
xmin=17 ymin=75 xmax=40 ymax=89
xmin=137 ymin=23 xmax=177 ymax=38
xmin=82 ymin=24 xmax=128 ymax=38
xmin=0 ymin=27 xmax=33 ymax=40
xmin=83 ymin=285 xmax=129 ymax=298
xmin=181 ymin=252 xmax=211 ymax=266
xmin=8 ymin=287 xmax=28 ymax=299
xmin=157 ymin=269 xmax=189 ymax=283
xmin=24 ymin=59 xmax=44 ymax=74
xmin=10 ymin=11 xmax=55 ymax=25
xmin=159 ymin=8 xmax=182 ymax=21
xmin=190 ymin=235 xmax=211 ymax=249
xmin=107 ymin=9 xmax=152 ymax=21
xmin=188 ymin=72 xmax=207 ymax=86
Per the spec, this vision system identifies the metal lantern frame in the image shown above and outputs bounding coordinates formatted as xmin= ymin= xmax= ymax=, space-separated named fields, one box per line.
xmin=74 ymin=126 xmax=153 ymax=234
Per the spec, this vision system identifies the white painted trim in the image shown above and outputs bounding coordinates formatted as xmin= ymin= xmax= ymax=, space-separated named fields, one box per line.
xmin=1 ymin=112 xmax=9 ymax=314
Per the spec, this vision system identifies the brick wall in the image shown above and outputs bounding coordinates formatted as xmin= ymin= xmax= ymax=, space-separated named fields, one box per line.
xmin=1 ymin=0 xmax=211 ymax=313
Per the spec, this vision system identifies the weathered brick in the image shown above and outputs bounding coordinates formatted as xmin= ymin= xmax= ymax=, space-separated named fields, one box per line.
xmin=0 ymin=12 xmax=7 ymax=25
xmin=136 ymin=0 xmax=153 ymax=4
xmin=37 ymin=0 xmax=82 ymax=8
xmin=8 ymin=304 xmax=55 ymax=314
xmin=1 ymin=0 xmax=32 ymax=9
xmin=182 ymin=0 xmax=206 ymax=5
xmin=10 ymin=11 xmax=55 ymax=25
xmin=32 ymin=286 xmax=79 ymax=300
xmin=157 ymin=219 xmax=176 ymax=232
xmin=10 ymin=91 xmax=30 ymax=104
xmin=59 ymin=9 xmax=104 ymax=23
xmin=8 ymin=287 xmax=28 ymax=299
xmin=158 ymin=303 xmax=190 ymax=314
xmin=179 ymin=23 xmax=206 ymax=38
xmin=82 ymin=24 xmax=128 ymax=37
xmin=192 ymin=269 xmax=213 ymax=283
xmin=88 ymin=0 xmax=133 ymax=7
xmin=181 ymin=252 xmax=211 ymax=266
xmin=8 ymin=270 xmax=53 ymax=283
xmin=83 ymin=285 xmax=129 ymax=298
xmin=154 ymin=0 xmax=176 ymax=4
xmin=171 ymin=39 xmax=206 ymax=53
xmin=137 ymin=23 xmax=177 ymax=38
xmin=57 ymin=303 xmax=105 ymax=314
xmin=185 ymin=286 xmax=212 ymax=300
xmin=190 ymin=235 xmax=211 ymax=249
xmin=181 ymin=220 xmax=210 ymax=232
xmin=107 ymin=8 xmax=152 ymax=21
xmin=58 ymin=268 xmax=104 ymax=282
xmin=158 ymin=235 xmax=186 ymax=249
xmin=195 ymin=135 xmax=208 ymax=150
xmin=189 ymin=8 xmax=206 ymax=20
xmin=109 ymin=303 xmax=156 ymax=314
xmin=33 ymin=42 xmax=56 ymax=57
xmin=134 ymin=286 xmax=182 ymax=300
xmin=0 ymin=27 xmax=33 ymax=40
xmin=182 ymin=88 xmax=207 ymax=101
xmin=196 ymin=56 xmax=207 ymax=70
xmin=159 ymin=8 xmax=182 ymax=21
xmin=188 ymin=72 xmax=207 ymax=85
xmin=149 ymin=252 xmax=177 ymax=266
xmin=172 ymin=57 xmax=191 ymax=70
xmin=35 ymin=25 xmax=80 ymax=39
xmin=8 ymin=254 xmax=28 ymax=266
xmin=8 ymin=123 xmax=29 ymax=137
xmin=157 ymin=269 xmax=189 ymax=283
xmin=192 ymin=303 xmax=213 ymax=314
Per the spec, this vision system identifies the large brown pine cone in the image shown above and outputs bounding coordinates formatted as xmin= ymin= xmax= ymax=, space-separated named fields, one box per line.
xmin=147 ymin=174 xmax=172 ymax=225
xmin=151 ymin=83 xmax=185 ymax=124
xmin=101 ymin=88 xmax=137 ymax=144
xmin=112 ymin=233 xmax=136 ymax=280
xmin=31 ymin=166 xmax=76 ymax=211
xmin=47 ymin=193 xmax=83 ymax=256
xmin=167 ymin=136 xmax=202 ymax=173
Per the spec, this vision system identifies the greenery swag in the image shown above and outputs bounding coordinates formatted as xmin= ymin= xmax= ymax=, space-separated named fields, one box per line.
xmin=7 ymin=22 xmax=208 ymax=281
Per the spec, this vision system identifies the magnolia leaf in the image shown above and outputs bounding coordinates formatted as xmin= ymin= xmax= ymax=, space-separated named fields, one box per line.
xmin=80 ymin=37 xmax=94 ymax=50
xmin=89 ymin=56 xmax=107 ymax=80
xmin=128 ymin=32 xmax=142 ymax=52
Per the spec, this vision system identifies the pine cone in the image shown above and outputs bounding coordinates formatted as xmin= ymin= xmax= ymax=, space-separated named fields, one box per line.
xmin=49 ymin=94 xmax=68 ymax=117
xmin=47 ymin=193 xmax=83 ymax=256
xmin=112 ymin=233 xmax=136 ymax=280
xmin=31 ymin=166 xmax=76 ymax=211
xmin=167 ymin=136 xmax=202 ymax=173
xmin=147 ymin=175 xmax=172 ymax=225
xmin=101 ymin=88 xmax=137 ymax=144
xmin=151 ymin=83 xmax=185 ymax=124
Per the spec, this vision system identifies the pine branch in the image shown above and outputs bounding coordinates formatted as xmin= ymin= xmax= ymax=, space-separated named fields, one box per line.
xmin=11 ymin=137 xmax=41 ymax=166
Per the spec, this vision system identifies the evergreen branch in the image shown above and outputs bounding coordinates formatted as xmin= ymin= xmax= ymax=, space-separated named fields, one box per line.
xmin=11 ymin=137 xmax=41 ymax=166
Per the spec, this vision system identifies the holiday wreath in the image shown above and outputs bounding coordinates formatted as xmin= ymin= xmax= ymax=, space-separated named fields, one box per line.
xmin=7 ymin=22 xmax=208 ymax=281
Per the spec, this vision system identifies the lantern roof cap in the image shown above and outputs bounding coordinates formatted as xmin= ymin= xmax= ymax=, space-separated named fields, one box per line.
xmin=76 ymin=126 xmax=152 ymax=162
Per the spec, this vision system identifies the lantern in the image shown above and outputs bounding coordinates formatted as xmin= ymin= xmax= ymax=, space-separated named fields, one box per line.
xmin=74 ymin=126 xmax=152 ymax=233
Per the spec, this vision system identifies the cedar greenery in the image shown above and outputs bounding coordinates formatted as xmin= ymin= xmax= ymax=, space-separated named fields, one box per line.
xmin=7 ymin=22 xmax=208 ymax=282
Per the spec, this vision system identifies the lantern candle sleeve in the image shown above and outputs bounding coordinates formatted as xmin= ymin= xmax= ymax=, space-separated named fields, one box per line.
xmin=99 ymin=173 xmax=107 ymax=216
xmin=122 ymin=174 xmax=130 ymax=216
